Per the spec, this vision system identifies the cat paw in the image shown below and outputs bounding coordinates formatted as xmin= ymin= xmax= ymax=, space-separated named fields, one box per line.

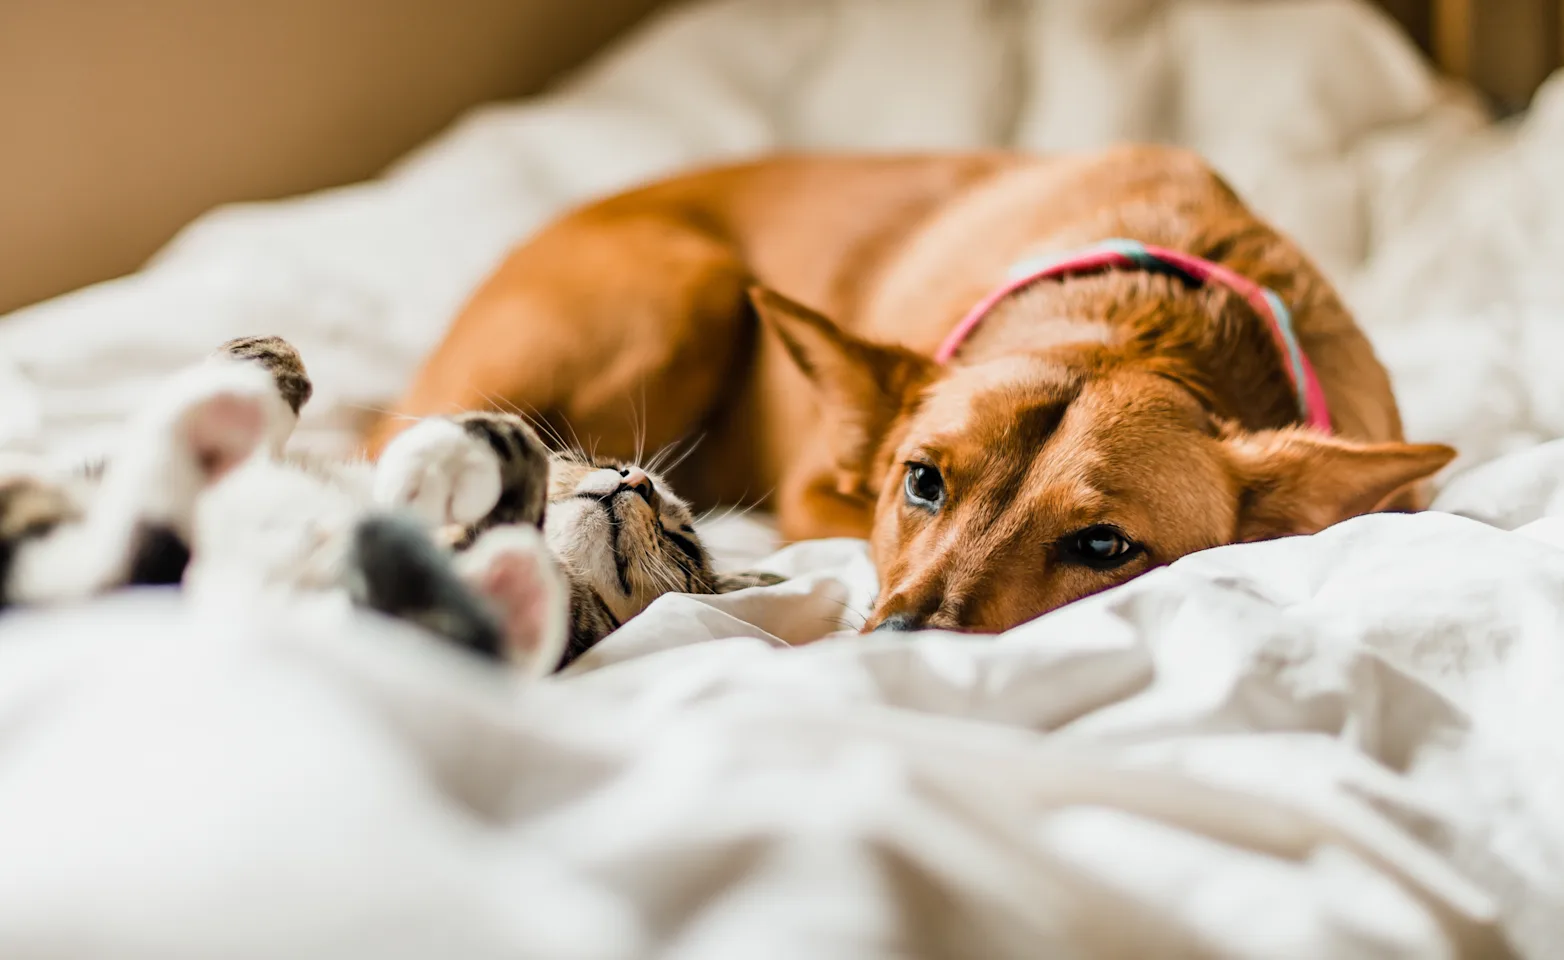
xmin=139 ymin=362 xmax=278 ymax=486
xmin=210 ymin=335 xmax=312 ymax=453
xmin=373 ymin=417 xmax=503 ymax=528
xmin=81 ymin=363 xmax=276 ymax=564
xmin=457 ymin=524 xmax=568 ymax=676
xmin=212 ymin=336 xmax=313 ymax=415
xmin=177 ymin=388 xmax=268 ymax=482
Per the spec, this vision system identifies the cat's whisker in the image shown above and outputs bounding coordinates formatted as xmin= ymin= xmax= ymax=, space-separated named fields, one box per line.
xmin=657 ymin=563 xmax=683 ymax=596
xmin=652 ymin=433 xmax=706 ymax=478
xmin=344 ymin=402 xmax=419 ymax=422
xmin=695 ymin=489 xmax=774 ymax=528
xmin=632 ymin=381 xmax=648 ymax=467
xmin=505 ymin=393 xmax=591 ymax=461
xmin=822 ymin=596 xmax=869 ymax=629
xmin=507 ymin=401 xmax=573 ymax=455
xmin=695 ymin=503 xmax=736 ymax=526
xmin=475 ymin=390 xmax=575 ymax=456
xmin=645 ymin=434 xmax=691 ymax=475
xmin=567 ymin=421 xmax=591 ymax=462
xmin=644 ymin=433 xmax=685 ymax=475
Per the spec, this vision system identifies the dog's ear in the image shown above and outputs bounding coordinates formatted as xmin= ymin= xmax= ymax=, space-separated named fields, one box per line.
xmin=749 ymin=286 xmax=933 ymax=499
xmin=1223 ymin=426 xmax=1455 ymax=540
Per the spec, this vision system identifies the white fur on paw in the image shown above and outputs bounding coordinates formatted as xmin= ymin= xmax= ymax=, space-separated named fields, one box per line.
xmin=458 ymin=525 xmax=567 ymax=677
xmin=62 ymin=363 xmax=276 ymax=563
xmin=179 ymin=391 xmax=268 ymax=482
xmin=201 ymin=354 xmax=301 ymax=456
xmin=374 ymin=418 xmax=502 ymax=527
xmin=145 ymin=363 xmax=278 ymax=481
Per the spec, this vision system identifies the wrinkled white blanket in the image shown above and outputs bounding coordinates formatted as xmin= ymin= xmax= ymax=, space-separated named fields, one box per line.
xmin=2 ymin=0 xmax=1564 ymax=956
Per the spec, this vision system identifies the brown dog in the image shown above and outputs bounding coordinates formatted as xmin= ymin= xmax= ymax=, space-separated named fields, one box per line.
xmin=371 ymin=145 xmax=1454 ymax=633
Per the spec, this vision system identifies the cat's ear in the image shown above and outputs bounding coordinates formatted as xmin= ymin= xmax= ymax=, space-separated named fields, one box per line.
xmin=457 ymin=525 xmax=568 ymax=676
xmin=712 ymin=570 xmax=787 ymax=594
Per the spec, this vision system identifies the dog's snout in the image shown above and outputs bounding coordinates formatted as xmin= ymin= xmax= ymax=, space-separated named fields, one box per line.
xmin=619 ymin=466 xmax=655 ymax=504
xmin=872 ymin=612 xmax=924 ymax=633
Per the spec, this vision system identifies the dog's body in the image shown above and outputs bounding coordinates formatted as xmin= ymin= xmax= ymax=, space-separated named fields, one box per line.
xmin=375 ymin=146 xmax=1453 ymax=633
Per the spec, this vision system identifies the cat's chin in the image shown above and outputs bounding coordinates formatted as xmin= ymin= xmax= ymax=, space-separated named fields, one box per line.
xmin=544 ymin=491 xmax=664 ymax=621
xmin=544 ymin=497 xmax=615 ymax=579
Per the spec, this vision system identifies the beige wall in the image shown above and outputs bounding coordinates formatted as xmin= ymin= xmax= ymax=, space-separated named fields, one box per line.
xmin=0 ymin=0 xmax=668 ymax=315
xmin=6 ymin=0 xmax=1557 ymax=317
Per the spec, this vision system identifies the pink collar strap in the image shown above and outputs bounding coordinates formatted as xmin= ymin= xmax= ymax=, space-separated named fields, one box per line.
xmin=932 ymin=238 xmax=1333 ymax=433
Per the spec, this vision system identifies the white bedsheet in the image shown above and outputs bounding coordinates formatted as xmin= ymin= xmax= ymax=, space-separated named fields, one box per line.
xmin=2 ymin=0 xmax=1563 ymax=956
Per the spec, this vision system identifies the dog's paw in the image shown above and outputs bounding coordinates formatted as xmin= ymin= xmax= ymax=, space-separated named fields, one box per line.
xmin=373 ymin=417 xmax=503 ymax=528
xmin=457 ymin=524 xmax=568 ymax=676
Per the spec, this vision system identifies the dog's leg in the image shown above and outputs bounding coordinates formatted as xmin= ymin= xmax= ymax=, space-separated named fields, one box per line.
xmin=368 ymin=216 xmax=755 ymax=481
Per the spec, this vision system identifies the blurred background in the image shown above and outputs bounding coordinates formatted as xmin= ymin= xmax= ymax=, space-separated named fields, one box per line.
xmin=2 ymin=0 xmax=1563 ymax=471
xmin=0 ymin=0 xmax=1558 ymax=316
xmin=0 ymin=0 xmax=666 ymax=315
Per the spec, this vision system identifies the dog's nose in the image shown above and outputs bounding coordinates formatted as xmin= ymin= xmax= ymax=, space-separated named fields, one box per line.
xmin=872 ymin=612 xmax=924 ymax=633
xmin=619 ymin=466 xmax=655 ymax=503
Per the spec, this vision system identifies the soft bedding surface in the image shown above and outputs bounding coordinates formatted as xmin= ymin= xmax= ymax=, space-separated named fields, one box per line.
xmin=3 ymin=0 xmax=1564 ymax=956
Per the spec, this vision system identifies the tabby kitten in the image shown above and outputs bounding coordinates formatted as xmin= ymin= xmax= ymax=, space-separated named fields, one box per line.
xmin=1 ymin=336 xmax=782 ymax=673
xmin=334 ymin=354 xmax=786 ymax=667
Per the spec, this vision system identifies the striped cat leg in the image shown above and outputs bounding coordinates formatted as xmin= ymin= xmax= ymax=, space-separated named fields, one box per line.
xmin=0 ymin=476 xmax=81 ymax=610
xmin=5 ymin=363 xmax=274 ymax=603
xmin=373 ymin=411 xmax=549 ymax=548
xmin=211 ymin=335 xmax=313 ymax=455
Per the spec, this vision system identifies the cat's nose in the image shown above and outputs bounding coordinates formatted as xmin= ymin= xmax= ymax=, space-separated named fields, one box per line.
xmin=619 ymin=466 xmax=655 ymax=504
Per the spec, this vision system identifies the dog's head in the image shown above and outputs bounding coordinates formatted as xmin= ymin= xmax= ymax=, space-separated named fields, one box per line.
xmin=753 ymin=286 xmax=1454 ymax=634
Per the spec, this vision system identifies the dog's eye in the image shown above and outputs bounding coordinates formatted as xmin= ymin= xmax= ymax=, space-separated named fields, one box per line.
xmin=904 ymin=463 xmax=945 ymax=508
xmin=1063 ymin=524 xmax=1141 ymax=569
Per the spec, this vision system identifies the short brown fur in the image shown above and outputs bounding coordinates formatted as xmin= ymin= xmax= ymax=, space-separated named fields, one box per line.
xmin=372 ymin=147 xmax=1453 ymax=633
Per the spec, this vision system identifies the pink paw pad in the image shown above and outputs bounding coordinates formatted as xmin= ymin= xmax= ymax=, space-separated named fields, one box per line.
xmin=479 ymin=547 xmax=562 ymax=662
xmin=182 ymin=393 xmax=267 ymax=481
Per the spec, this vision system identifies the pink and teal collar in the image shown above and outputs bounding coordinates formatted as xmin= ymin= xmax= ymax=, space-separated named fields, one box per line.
xmin=932 ymin=238 xmax=1333 ymax=433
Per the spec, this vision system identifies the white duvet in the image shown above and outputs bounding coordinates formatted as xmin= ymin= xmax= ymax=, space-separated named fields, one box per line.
xmin=2 ymin=0 xmax=1563 ymax=956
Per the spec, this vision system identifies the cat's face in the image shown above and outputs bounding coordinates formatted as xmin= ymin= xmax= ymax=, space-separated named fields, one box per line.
xmin=543 ymin=452 xmax=716 ymax=624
